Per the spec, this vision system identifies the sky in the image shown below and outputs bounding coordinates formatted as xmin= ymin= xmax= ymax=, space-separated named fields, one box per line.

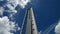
xmin=0 ymin=0 xmax=60 ymax=34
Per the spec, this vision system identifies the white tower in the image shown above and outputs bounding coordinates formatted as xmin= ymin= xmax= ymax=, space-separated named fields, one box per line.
xmin=25 ymin=7 xmax=38 ymax=34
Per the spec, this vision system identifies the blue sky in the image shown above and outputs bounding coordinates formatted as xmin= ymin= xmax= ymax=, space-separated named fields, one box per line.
xmin=0 ymin=0 xmax=60 ymax=34
xmin=16 ymin=0 xmax=60 ymax=34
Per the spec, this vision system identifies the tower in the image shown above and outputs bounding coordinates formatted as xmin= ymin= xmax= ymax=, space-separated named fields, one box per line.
xmin=25 ymin=7 xmax=38 ymax=34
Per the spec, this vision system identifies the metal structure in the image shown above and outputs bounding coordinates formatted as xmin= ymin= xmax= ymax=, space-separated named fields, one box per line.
xmin=20 ymin=7 xmax=38 ymax=34
xmin=25 ymin=7 xmax=38 ymax=34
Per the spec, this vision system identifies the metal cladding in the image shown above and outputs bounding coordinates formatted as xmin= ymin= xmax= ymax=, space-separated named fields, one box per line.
xmin=25 ymin=7 xmax=38 ymax=34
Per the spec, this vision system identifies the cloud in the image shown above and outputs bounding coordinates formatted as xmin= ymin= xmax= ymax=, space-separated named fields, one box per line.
xmin=0 ymin=0 xmax=31 ymax=8
xmin=55 ymin=21 xmax=60 ymax=34
xmin=7 ymin=0 xmax=30 ymax=8
xmin=18 ymin=0 xmax=30 ymax=8
xmin=0 ymin=0 xmax=31 ymax=17
xmin=0 ymin=6 xmax=4 ymax=16
xmin=0 ymin=0 xmax=30 ymax=34
xmin=0 ymin=0 xmax=3 ymax=1
xmin=0 ymin=16 xmax=20 ymax=34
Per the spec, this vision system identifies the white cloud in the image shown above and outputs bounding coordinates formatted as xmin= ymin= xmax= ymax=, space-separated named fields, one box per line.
xmin=0 ymin=16 xmax=20 ymax=34
xmin=0 ymin=7 xmax=4 ymax=16
xmin=5 ymin=9 xmax=17 ymax=18
xmin=0 ymin=0 xmax=30 ymax=34
xmin=7 ymin=0 xmax=19 ymax=8
xmin=7 ymin=0 xmax=30 ymax=8
xmin=0 ymin=0 xmax=31 ymax=17
xmin=19 ymin=0 xmax=30 ymax=8
xmin=0 ymin=0 xmax=31 ymax=8
xmin=6 ymin=4 xmax=15 ymax=10
xmin=5 ymin=0 xmax=31 ymax=18
xmin=0 ymin=0 xmax=3 ymax=1
xmin=55 ymin=21 xmax=60 ymax=34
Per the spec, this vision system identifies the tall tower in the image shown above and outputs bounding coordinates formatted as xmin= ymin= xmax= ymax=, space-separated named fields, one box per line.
xmin=25 ymin=7 xmax=38 ymax=34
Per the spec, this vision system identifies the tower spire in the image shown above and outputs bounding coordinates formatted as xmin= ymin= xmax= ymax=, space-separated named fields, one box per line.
xmin=25 ymin=7 xmax=38 ymax=34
